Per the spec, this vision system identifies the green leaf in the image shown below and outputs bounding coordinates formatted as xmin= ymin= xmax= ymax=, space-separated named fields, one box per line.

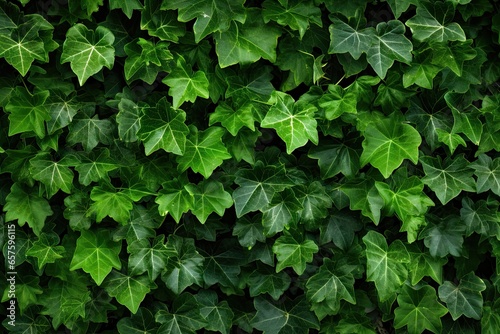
xmin=394 ymin=284 xmax=448 ymax=334
xmin=45 ymin=91 xmax=80 ymax=134
xmin=438 ymin=272 xmax=486 ymax=320
xmin=319 ymin=211 xmax=362 ymax=249
xmin=470 ymin=154 xmax=500 ymax=196
xmin=341 ymin=178 xmax=384 ymax=224
xmin=261 ymin=91 xmax=318 ymax=154
xmin=419 ymin=215 xmax=465 ymax=257
xmin=420 ymin=154 xmax=476 ymax=204
xmin=430 ymin=40 xmax=476 ymax=76
xmin=328 ymin=17 xmax=372 ymax=60
xmin=26 ymin=232 xmax=65 ymax=270
xmin=117 ymin=308 xmax=159 ymax=334
xmin=387 ymin=0 xmax=414 ymax=18
xmin=262 ymin=0 xmax=322 ymax=39
xmin=113 ymin=205 xmax=163 ymax=243
xmin=360 ymin=113 xmax=421 ymax=178
xmin=162 ymin=235 xmax=204 ymax=294
xmin=318 ymin=84 xmax=358 ymax=120
xmin=215 ymin=8 xmax=281 ymax=68
xmin=71 ymin=148 xmax=118 ymax=186
xmin=262 ymin=188 xmax=302 ymax=236
xmin=252 ymin=296 xmax=320 ymax=334
xmin=162 ymin=55 xmax=209 ymax=109
xmin=1 ymin=275 xmax=42 ymax=314
xmin=70 ymin=229 xmax=121 ymax=285
xmin=156 ymin=177 xmax=193 ymax=223
xmin=247 ymin=264 xmax=291 ymax=300
xmin=209 ymin=101 xmax=255 ymax=136
xmin=460 ymin=197 xmax=499 ymax=237
xmin=128 ymin=235 xmax=172 ymax=281
xmin=273 ymin=231 xmax=318 ymax=275
xmin=162 ymin=0 xmax=246 ymax=43
xmin=155 ymin=293 xmax=206 ymax=334
xmin=295 ymin=181 xmax=332 ymax=225
xmin=67 ymin=108 xmax=114 ymax=151
xmin=308 ymin=139 xmax=361 ymax=179
xmin=124 ymin=38 xmax=173 ymax=84
xmin=233 ymin=214 xmax=266 ymax=249
xmin=436 ymin=129 xmax=466 ymax=154
xmin=202 ymin=246 xmax=244 ymax=289
xmin=406 ymin=244 xmax=447 ymax=285
xmin=196 ymin=290 xmax=234 ymax=334
xmin=306 ymin=258 xmax=356 ymax=317
xmin=4 ymin=183 xmax=53 ymax=236
xmin=29 ymin=153 xmax=74 ymax=198
xmin=5 ymin=87 xmax=50 ymax=138
xmin=109 ymin=0 xmax=142 ymax=19
xmin=406 ymin=1 xmax=466 ymax=42
xmin=103 ymin=271 xmax=157 ymax=314
xmin=176 ymin=126 xmax=231 ymax=178
xmin=185 ymin=179 xmax=233 ymax=224
xmin=61 ymin=24 xmax=115 ymax=86
xmin=116 ymin=98 xmax=141 ymax=142
xmin=362 ymin=231 xmax=410 ymax=301
xmin=89 ymin=185 xmax=134 ymax=224
xmin=138 ymin=97 xmax=189 ymax=155
xmin=141 ymin=0 xmax=185 ymax=42
xmin=450 ymin=108 xmax=483 ymax=145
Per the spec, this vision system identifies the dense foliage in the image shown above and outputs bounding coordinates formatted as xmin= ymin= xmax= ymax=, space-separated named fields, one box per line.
xmin=1 ymin=0 xmax=500 ymax=333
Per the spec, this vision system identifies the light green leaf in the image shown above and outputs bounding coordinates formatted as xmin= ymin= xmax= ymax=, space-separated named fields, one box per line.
xmin=124 ymin=38 xmax=172 ymax=84
xmin=363 ymin=231 xmax=410 ymax=301
xmin=162 ymin=55 xmax=209 ymax=109
xmin=261 ymin=91 xmax=318 ymax=154
xmin=70 ymin=229 xmax=121 ymax=285
xmin=436 ymin=128 xmax=466 ymax=154
xmin=138 ymin=97 xmax=189 ymax=155
xmin=5 ymin=87 xmax=50 ymax=138
xmin=439 ymin=272 xmax=486 ymax=320
xmin=430 ymin=40 xmax=476 ymax=76
xmin=262 ymin=188 xmax=302 ymax=236
xmin=89 ymin=185 xmax=134 ymax=224
xmin=185 ymin=179 xmax=233 ymax=224
xmin=26 ymin=232 xmax=64 ymax=270
xmin=318 ymin=84 xmax=358 ymax=120
xmin=215 ymin=8 xmax=281 ymax=68
xmin=450 ymin=108 xmax=483 ymax=145
xmin=209 ymin=102 xmax=255 ymax=136
xmin=103 ymin=271 xmax=157 ymax=314
xmin=116 ymin=98 xmax=142 ymax=142
xmin=45 ymin=91 xmax=80 ymax=134
xmin=29 ymin=153 xmax=74 ymax=198
xmin=61 ymin=24 xmax=115 ymax=85
xmin=394 ymin=284 xmax=448 ymax=334
xmin=360 ymin=113 xmax=421 ymax=178
xmin=407 ymin=243 xmax=447 ymax=285
xmin=156 ymin=177 xmax=193 ymax=223
xmin=128 ymin=235 xmax=173 ymax=282
xmin=273 ymin=231 xmax=318 ymax=275
xmin=1 ymin=275 xmax=42 ymax=315
xmin=4 ymin=183 xmax=53 ymax=236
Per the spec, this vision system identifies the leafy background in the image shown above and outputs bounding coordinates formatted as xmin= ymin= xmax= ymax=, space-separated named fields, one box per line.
xmin=0 ymin=0 xmax=500 ymax=333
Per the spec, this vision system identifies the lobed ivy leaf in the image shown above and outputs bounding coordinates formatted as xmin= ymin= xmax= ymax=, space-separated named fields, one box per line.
xmin=261 ymin=188 xmax=301 ymax=236
xmin=89 ymin=185 xmax=134 ymax=224
xmin=439 ymin=272 xmax=486 ymax=320
xmin=196 ymin=290 xmax=234 ymax=334
xmin=5 ymin=87 xmax=50 ymax=138
xmin=29 ymin=153 xmax=74 ymax=198
xmin=67 ymin=108 xmax=114 ymax=151
xmin=209 ymin=101 xmax=256 ymax=136
xmin=141 ymin=0 xmax=185 ymax=42
xmin=406 ymin=244 xmax=447 ymax=285
xmin=117 ymin=308 xmax=159 ymax=334
xmin=185 ymin=179 xmax=233 ymax=224
xmin=155 ymin=293 xmax=207 ymax=334
xmin=273 ymin=231 xmax=318 ymax=275
xmin=247 ymin=263 xmax=291 ymax=300
xmin=156 ymin=176 xmax=193 ymax=223
xmin=128 ymin=235 xmax=173 ymax=282
xmin=71 ymin=148 xmax=118 ymax=186
xmin=26 ymin=232 xmax=65 ymax=270
xmin=328 ymin=17 xmax=372 ymax=60
xmin=1 ymin=275 xmax=42 ymax=315
xmin=470 ymin=154 xmax=500 ymax=196
xmin=341 ymin=178 xmax=384 ymax=224
xmin=308 ymin=139 xmax=361 ymax=179
xmin=419 ymin=215 xmax=465 ymax=257
xmin=233 ymin=214 xmax=266 ymax=249
xmin=109 ymin=0 xmax=143 ymax=19
xmin=124 ymin=38 xmax=173 ymax=84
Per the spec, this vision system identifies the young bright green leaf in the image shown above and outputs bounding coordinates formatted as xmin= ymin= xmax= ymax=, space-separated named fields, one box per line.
xmin=162 ymin=55 xmax=209 ymax=109
xmin=89 ymin=185 xmax=134 ymax=224
xmin=360 ymin=114 xmax=421 ymax=178
xmin=162 ymin=0 xmax=246 ymax=43
xmin=155 ymin=293 xmax=207 ymax=334
xmin=363 ymin=231 xmax=410 ymax=301
xmin=247 ymin=264 xmax=291 ymax=300
xmin=185 ymin=179 xmax=233 ymax=224
xmin=470 ymin=154 xmax=500 ymax=196
xmin=406 ymin=1 xmax=466 ymax=42
xmin=26 ymin=232 xmax=65 ymax=270
xmin=262 ymin=0 xmax=322 ymax=39
xmin=103 ymin=271 xmax=157 ymax=314
xmin=29 ymin=153 xmax=74 ymax=198
xmin=261 ymin=91 xmax=318 ymax=154
xmin=273 ymin=232 xmax=318 ymax=275
xmin=138 ymin=97 xmax=189 ymax=155
xmin=4 ymin=183 xmax=53 ymax=236
xmin=117 ymin=308 xmax=159 ymax=334
xmin=394 ymin=284 xmax=448 ymax=334
xmin=252 ymin=296 xmax=320 ymax=334
xmin=420 ymin=216 xmax=465 ymax=257
xmin=439 ymin=272 xmax=486 ymax=320
xmin=162 ymin=235 xmax=204 ymax=294
xmin=318 ymin=84 xmax=358 ymax=120
xmin=176 ymin=126 xmax=231 ymax=178
xmin=209 ymin=102 xmax=255 ymax=136
xmin=61 ymin=24 xmax=115 ymax=86
xmin=5 ymin=87 xmax=50 ymax=138
xmin=215 ymin=9 xmax=281 ymax=68
xmin=156 ymin=177 xmax=193 ymax=223
xmin=128 ymin=235 xmax=173 ymax=281
xmin=124 ymin=38 xmax=172 ymax=84
xmin=70 ymin=229 xmax=121 ymax=285
xmin=196 ymin=290 xmax=234 ymax=334
xmin=420 ymin=154 xmax=476 ymax=204
xmin=436 ymin=129 xmax=466 ymax=154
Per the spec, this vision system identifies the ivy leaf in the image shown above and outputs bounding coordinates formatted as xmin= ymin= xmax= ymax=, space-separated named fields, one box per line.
xmin=261 ymin=91 xmax=318 ymax=154
xmin=247 ymin=264 xmax=291 ymax=300
xmin=117 ymin=308 xmax=159 ymax=334
xmin=394 ymin=284 xmax=448 ymax=334
xmin=116 ymin=98 xmax=141 ymax=142
xmin=162 ymin=55 xmax=209 ymax=109
xmin=436 ymin=129 xmax=466 ymax=154
xmin=387 ymin=0 xmax=414 ymax=18
xmin=450 ymin=108 xmax=483 ymax=145
xmin=363 ymin=231 xmax=410 ymax=301
xmin=4 ymin=183 xmax=53 ymax=236
xmin=430 ymin=40 xmax=476 ymax=76
xmin=233 ymin=214 xmax=266 ymax=249
xmin=273 ymin=231 xmax=318 ymax=275
xmin=67 ymin=108 xmax=114 ymax=151
xmin=176 ymin=126 xmax=231 ymax=178
xmin=70 ymin=229 xmax=121 ymax=285
xmin=439 ymin=272 xmax=486 ymax=320
xmin=185 ymin=179 xmax=233 ymax=224
xmin=113 ymin=205 xmax=163 ymax=243
xmin=89 ymin=185 xmax=134 ymax=224
xmin=419 ymin=215 xmax=465 ymax=257
xmin=202 ymin=246 xmax=244 ymax=289
xmin=162 ymin=0 xmax=246 ymax=43
xmin=252 ymin=296 xmax=320 ymax=334
xmin=295 ymin=181 xmax=332 ymax=225
xmin=262 ymin=0 xmax=322 ymax=39
xmin=209 ymin=101 xmax=255 ymax=136
xmin=26 ymin=232 xmax=65 ymax=270
xmin=138 ymin=97 xmax=189 ymax=155
xmin=196 ymin=290 xmax=234 ymax=334
xmin=308 ymin=139 xmax=361 ymax=179
xmin=406 ymin=1 xmax=466 ymax=42
xmin=306 ymin=258 xmax=356 ymax=317
xmin=215 ymin=8 xmax=281 ymax=68
xmin=45 ymin=91 xmax=80 ymax=134
xmin=341 ymin=178 xmax=384 ymax=224
xmin=328 ymin=17 xmax=372 ymax=60
xmin=460 ymin=198 xmax=499 ymax=237
xmin=124 ymin=38 xmax=173 ymax=84
xmin=141 ymin=0 xmax=185 ymax=42
xmin=5 ymin=87 xmax=50 ymax=138
xmin=420 ymin=154 xmax=476 ymax=204
xmin=407 ymin=244 xmax=447 ymax=285
xmin=261 ymin=188 xmax=301 ymax=236
xmin=156 ymin=177 xmax=193 ymax=223
xmin=163 ymin=235 xmax=204 ymax=294
xmin=103 ymin=271 xmax=157 ymax=314
xmin=71 ymin=148 xmax=118 ymax=186
xmin=318 ymin=84 xmax=358 ymax=120
xmin=155 ymin=293 xmax=207 ymax=334
xmin=61 ymin=24 xmax=115 ymax=85
xmin=470 ymin=154 xmax=500 ymax=196
xmin=29 ymin=153 xmax=74 ymax=198
xmin=1 ymin=275 xmax=42 ymax=315
xmin=361 ymin=113 xmax=421 ymax=178
xmin=319 ymin=211 xmax=362 ymax=249
xmin=109 ymin=0 xmax=142 ymax=19
xmin=128 ymin=235 xmax=172 ymax=282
